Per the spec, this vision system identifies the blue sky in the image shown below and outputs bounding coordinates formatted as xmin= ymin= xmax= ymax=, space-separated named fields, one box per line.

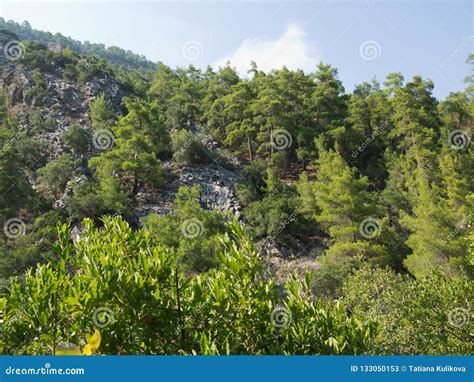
xmin=1 ymin=0 xmax=472 ymax=99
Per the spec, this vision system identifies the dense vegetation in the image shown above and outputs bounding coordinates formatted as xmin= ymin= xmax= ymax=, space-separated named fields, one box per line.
xmin=0 ymin=18 xmax=155 ymax=71
xmin=0 ymin=27 xmax=472 ymax=355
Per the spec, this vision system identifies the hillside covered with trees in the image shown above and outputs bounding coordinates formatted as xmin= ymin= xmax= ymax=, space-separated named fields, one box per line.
xmin=0 ymin=18 xmax=156 ymax=71
xmin=0 ymin=23 xmax=472 ymax=355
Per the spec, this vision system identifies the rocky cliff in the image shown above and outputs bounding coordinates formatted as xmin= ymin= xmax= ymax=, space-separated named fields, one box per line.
xmin=1 ymin=59 xmax=126 ymax=161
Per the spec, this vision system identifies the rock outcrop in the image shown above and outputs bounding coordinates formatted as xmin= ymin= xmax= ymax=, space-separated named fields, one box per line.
xmin=0 ymin=62 xmax=126 ymax=162
xmin=133 ymin=162 xmax=241 ymax=219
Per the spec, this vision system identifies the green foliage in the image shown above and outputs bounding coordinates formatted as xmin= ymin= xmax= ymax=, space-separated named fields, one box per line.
xmin=235 ymin=162 xmax=267 ymax=205
xmin=167 ymin=67 xmax=204 ymax=129
xmin=77 ymin=57 xmax=112 ymax=84
xmin=147 ymin=63 xmax=179 ymax=113
xmin=465 ymin=54 xmax=474 ymax=95
xmin=0 ymin=88 xmax=6 ymax=121
xmin=239 ymin=167 xmax=299 ymax=240
xmin=143 ymin=185 xmax=229 ymax=272
xmin=87 ymin=154 xmax=130 ymax=214
xmin=400 ymin=172 xmax=472 ymax=278
xmin=18 ymin=41 xmax=57 ymax=71
xmin=14 ymin=137 xmax=48 ymax=170
xmin=116 ymin=97 xmax=170 ymax=154
xmin=0 ymin=23 xmax=473 ymax=356
xmin=171 ymin=129 xmax=210 ymax=165
xmin=87 ymin=97 xmax=170 ymax=215
xmin=0 ymin=211 xmax=64 ymax=292
xmin=115 ymin=67 xmax=153 ymax=97
xmin=65 ymin=181 xmax=106 ymax=221
xmin=90 ymin=94 xmax=115 ymax=131
xmin=310 ymin=63 xmax=348 ymax=137
xmin=343 ymin=266 xmax=472 ymax=355
xmin=37 ymin=153 xmax=78 ymax=197
xmin=26 ymin=69 xmax=47 ymax=98
xmin=29 ymin=109 xmax=56 ymax=134
xmin=2 ymin=216 xmax=377 ymax=355
xmin=342 ymin=80 xmax=389 ymax=186
xmin=0 ymin=142 xmax=36 ymax=218
xmin=311 ymin=255 xmax=361 ymax=300
xmin=63 ymin=124 xmax=90 ymax=155
xmin=298 ymin=141 xmax=374 ymax=240
xmin=297 ymin=140 xmax=389 ymax=263
xmin=0 ymin=18 xmax=156 ymax=71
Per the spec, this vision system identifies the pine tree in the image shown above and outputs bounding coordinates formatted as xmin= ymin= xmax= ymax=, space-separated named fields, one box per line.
xmin=401 ymin=168 xmax=471 ymax=278
xmin=218 ymin=81 xmax=256 ymax=160
xmin=311 ymin=63 xmax=348 ymax=136
xmin=388 ymin=76 xmax=440 ymax=167
xmin=343 ymin=80 xmax=391 ymax=186
xmin=201 ymin=64 xmax=240 ymax=128
xmin=147 ymin=62 xmax=178 ymax=115
xmin=88 ymin=98 xmax=169 ymax=211
xmin=297 ymin=140 xmax=387 ymax=261
xmin=383 ymin=75 xmax=442 ymax=212
xmin=90 ymin=94 xmax=115 ymax=131
xmin=167 ymin=66 xmax=204 ymax=129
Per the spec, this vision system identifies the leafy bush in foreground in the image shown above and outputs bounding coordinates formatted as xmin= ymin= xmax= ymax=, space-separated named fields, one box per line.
xmin=1 ymin=216 xmax=376 ymax=355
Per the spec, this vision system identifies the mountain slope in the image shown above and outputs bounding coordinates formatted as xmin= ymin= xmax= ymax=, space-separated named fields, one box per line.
xmin=0 ymin=18 xmax=156 ymax=71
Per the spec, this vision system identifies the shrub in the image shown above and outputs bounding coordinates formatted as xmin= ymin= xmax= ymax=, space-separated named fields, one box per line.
xmin=171 ymin=129 xmax=210 ymax=165
xmin=26 ymin=69 xmax=47 ymax=98
xmin=342 ymin=266 xmax=472 ymax=355
xmin=37 ymin=153 xmax=78 ymax=197
xmin=63 ymin=124 xmax=90 ymax=155
xmin=143 ymin=185 xmax=229 ymax=272
xmin=1 ymin=217 xmax=377 ymax=355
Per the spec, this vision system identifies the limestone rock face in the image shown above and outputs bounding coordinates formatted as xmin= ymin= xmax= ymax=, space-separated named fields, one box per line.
xmin=133 ymin=162 xmax=242 ymax=220
xmin=0 ymin=62 xmax=126 ymax=161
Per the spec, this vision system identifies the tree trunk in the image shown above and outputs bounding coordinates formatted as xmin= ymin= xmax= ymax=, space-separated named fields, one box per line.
xmin=247 ymin=136 xmax=253 ymax=161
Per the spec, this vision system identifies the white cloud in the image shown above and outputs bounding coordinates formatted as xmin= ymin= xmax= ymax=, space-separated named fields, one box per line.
xmin=214 ymin=24 xmax=319 ymax=75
